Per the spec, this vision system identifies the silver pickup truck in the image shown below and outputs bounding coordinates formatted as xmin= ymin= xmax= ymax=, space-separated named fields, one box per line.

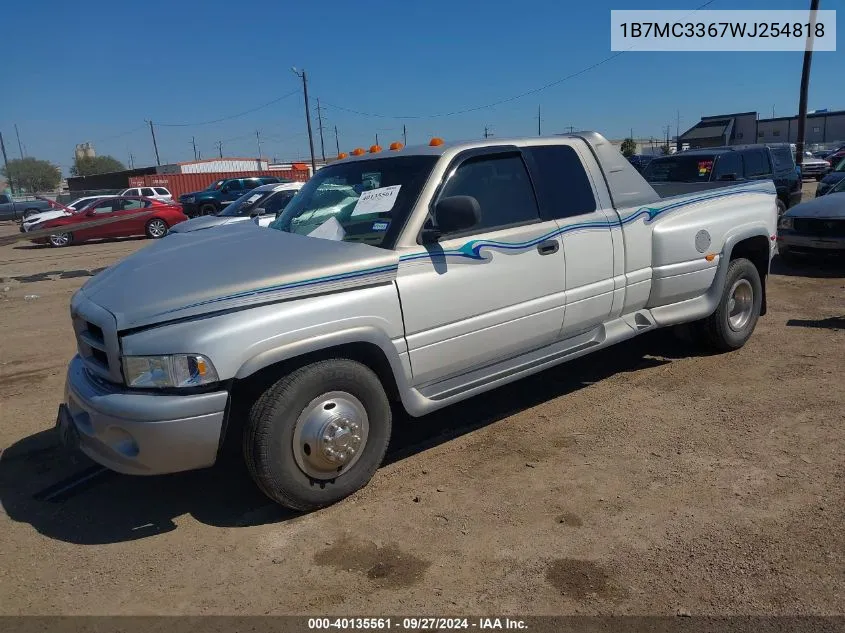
xmin=58 ymin=132 xmax=778 ymax=510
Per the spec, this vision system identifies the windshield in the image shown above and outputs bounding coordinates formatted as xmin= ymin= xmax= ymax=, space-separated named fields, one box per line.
xmin=269 ymin=155 xmax=438 ymax=248
xmin=205 ymin=180 xmax=225 ymax=191
xmin=642 ymin=154 xmax=718 ymax=183
xmin=218 ymin=189 xmax=273 ymax=217
xmin=834 ymin=158 xmax=845 ymax=172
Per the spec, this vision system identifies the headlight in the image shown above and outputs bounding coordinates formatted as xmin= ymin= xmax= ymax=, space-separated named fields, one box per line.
xmin=184 ymin=196 xmax=195 ymax=203
xmin=778 ymin=216 xmax=793 ymax=230
xmin=122 ymin=354 xmax=218 ymax=389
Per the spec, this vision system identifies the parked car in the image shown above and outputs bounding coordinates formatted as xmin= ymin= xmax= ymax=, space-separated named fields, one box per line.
xmin=0 ymin=193 xmax=52 ymax=221
xmin=796 ymin=151 xmax=831 ymax=180
xmin=169 ymin=182 xmax=304 ymax=234
xmin=778 ymin=192 xmax=845 ymax=261
xmin=20 ymin=196 xmax=111 ymax=232
xmin=178 ymin=177 xmax=286 ymax=217
xmin=120 ymin=186 xmax=173 ymax=201
xmin=815 ymin=157 xmax=845 ymax=197
xmin=57 ymin=131 xmax=776 ymax=510
xmin=29 ymin=196 xmax=187 ymax=247
xmin=626 ymin=154 xmax=653 ymax=173
xmin=642 ymin=143 xmax=801 ymax=215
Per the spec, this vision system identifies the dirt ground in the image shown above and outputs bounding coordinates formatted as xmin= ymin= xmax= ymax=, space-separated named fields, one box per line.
xmin=1 ymin=183 xmax=843 ymax=617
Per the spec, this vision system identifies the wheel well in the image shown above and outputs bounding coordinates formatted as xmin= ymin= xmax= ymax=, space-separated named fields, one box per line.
xmin=729 ymin=235 xmax=769 ymax=316
xmin=222 ymin=342 xmax=402 ymax=455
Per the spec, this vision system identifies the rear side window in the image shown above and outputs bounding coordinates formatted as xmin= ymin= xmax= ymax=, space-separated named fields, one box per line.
xmin=226 ymin=180 xmax=244 ymax=191
xmin=770 ymin=148 xmax=794 ymax=171
xmin=153 ymin=187 xmax=170 ymax=196
xmin=713 ymin=152 xmax=743 ymax=180
xmin=242 ymin=179 xmax=262 ymax=190
xmin=141 ymin=188 xmax=155 ymax=197
xmin=642 ymin=155 xmax=718 ymax=183
xmin=524 ymin=145 xmax=596 ymax=219
xmin=0 ymin=194 xmax=11 ymax=204
xmin=741 ymin=150 xmax=771 ymax=177
xmin=438 ymin=153 xmax=539 ymax=235
xmin=260 ymin=177 xmax=280 ymax=184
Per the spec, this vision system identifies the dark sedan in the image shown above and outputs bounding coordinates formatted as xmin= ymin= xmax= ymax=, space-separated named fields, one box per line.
xmin=777 ymin=192 xmax=845 ymax=261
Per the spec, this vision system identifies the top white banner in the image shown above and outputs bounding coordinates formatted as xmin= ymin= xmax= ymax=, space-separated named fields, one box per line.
xmin=610 ymin=10 xmax=836 ymax=52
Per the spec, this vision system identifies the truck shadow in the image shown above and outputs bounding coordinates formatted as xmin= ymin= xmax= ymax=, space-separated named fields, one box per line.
xmin=771 ymin=255 xmax=845 ymax=278
xmin=0 ymin=330 xmax=690 ymax=545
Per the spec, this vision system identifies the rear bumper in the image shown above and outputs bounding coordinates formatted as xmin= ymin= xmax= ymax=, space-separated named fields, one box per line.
xmin=63 ymin=355 xmax=228 ymax=475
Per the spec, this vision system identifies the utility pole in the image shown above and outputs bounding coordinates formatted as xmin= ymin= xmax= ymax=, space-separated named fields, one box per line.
xmin=0 ymin=131 xmax=14 ymax=194
xmin=191 ymin=136 xmax=198 ymax=160
xmin=772 ymin=105 xmax=776 ymax=118
xmin=148 ymin=120 xmax=160 ymax=166
xmin=564 ymin=125 xmax=575 ymax=134
xmin=796 ymin=0 xmax=820 ymax=169
xmin=256 ymin=130 xmax=262 ymax=158
xmin=315 ymin=97 xmax=326 ymax=162
xmin=334 ymin=125 xmax=340 ymax=155
xmin=292 ymin=67 xmax=317 ymax=172
xmin=403 ymin=124 xmax=407 ymax=146
xmin=216 ymin=141 xmax=223 ymax=158
xmin=483 ymin=125 xmax=491 ymax=139
xmin=128 ymin=152 xmax=135 ymax=169
xmin=676 ymin=109 xmax=680 ymax=151
xmin=375 ymin=133 xmax=379 ymax=147
xmin=14 ymin=124 xmax=24 ymax=158
xmin=537 ymin=105 xmax=542 ymax=136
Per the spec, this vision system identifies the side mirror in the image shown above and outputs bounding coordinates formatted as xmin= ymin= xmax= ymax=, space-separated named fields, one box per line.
xmin=717 ymin=173 xmax=737 ymax=181
xmin=422 ymin=195 xmax=481 ymax=243
xmin=220 ymin=185 xmax=230 ymax=193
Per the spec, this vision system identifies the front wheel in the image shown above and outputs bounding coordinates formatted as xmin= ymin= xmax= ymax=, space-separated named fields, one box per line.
xmin=698 ymin=258 xmax=762 ymax=352
xmin=145 ymin=218 xmax=168 ymax=239
xmin=199 ymin=203 xmax=217 ymax=216
xmin=243 ymin=359 xmax=392 ymax=511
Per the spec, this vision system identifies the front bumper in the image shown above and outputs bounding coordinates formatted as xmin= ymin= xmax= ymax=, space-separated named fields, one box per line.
xmin=778 ymin=232 xmax=845 ymax=254
xmin=63 ymin=354 xmax=229 ymax=475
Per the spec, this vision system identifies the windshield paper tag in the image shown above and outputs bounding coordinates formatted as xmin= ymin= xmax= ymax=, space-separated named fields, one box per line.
xmin=246 ymin=193 xmax=262 ymax=203
xmin=307 ymin=216 xmax=346 ymax=241
xmin=351 ymin=185 xmax=401 ymax=216
xmin=372 ymin=221 xmax=389 ymax=231
xmin=698 ymin=160 xmax=713 ymax=176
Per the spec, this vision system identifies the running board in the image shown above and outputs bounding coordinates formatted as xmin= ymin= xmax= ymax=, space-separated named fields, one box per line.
xmin=414 ymin=311 xmax=657 ymax=406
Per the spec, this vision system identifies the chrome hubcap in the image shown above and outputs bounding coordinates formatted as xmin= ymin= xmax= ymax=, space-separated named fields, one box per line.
xmin=727 ymin=279 xmax=754 ymax=332
xmin=49 ymin=233 xmax=69 ymax=246
xmin=292 ymin=391 xmax=369 ymax=480
xmin=149 ymin=220 xmax=166 ymax=237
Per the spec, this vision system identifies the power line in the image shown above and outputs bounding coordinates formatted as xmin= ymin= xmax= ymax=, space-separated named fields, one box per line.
xmin=156 ymin=89 xmax=299 ymax=127
xmin=322 ymin=0 xmax=716 ymax=121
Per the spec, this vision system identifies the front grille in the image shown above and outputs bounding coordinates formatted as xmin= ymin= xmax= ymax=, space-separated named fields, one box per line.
xmin=71 ymin=299 xmax=122 ymax=384
xmin=793 ymin=218 xmax=845 ymax=237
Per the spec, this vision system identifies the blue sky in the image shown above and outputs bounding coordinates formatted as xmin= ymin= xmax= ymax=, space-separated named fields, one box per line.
xmin=1 ymin=0 xmax=842 ymax=174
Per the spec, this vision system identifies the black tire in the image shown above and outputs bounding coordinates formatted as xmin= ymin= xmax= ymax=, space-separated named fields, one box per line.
xmin=199 ymin=202 xmax=217 ymax=216
xmin=145 ymin=217 xmax=168 ymax=239
xmin=48 ymin=232 xmax=72 ymax=248
xmin=22 ymin=208 xmax=41 ymax=219
xmin=699 ymin=258 xmax=762 ymax=352
xmin=243 ymin=359 xmax=392 ymax=511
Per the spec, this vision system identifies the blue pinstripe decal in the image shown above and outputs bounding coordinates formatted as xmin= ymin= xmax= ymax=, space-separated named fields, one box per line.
xmin=157 ymin=185 xmax=773 ymax=315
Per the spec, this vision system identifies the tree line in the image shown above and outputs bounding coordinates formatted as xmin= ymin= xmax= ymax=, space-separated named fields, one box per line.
xmin=2 ymin=154 xmax=126 ymax=194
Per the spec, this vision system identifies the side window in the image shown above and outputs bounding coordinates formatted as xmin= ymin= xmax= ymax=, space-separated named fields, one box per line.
xmin=0 ymin=194 xmax=10 ymax=204
xmin=524 ymin=145 xmax=597 ymax=219
xmin=742 ymin=150 xmax=771 ymax=177
xmin=226 ymin=180 xmax=244 ymax=192
xmin=121 ymin=199 xmax=145 ymax=211
xmin=140 ymin=187 xmax=155 ymax=197
xmin=91 ymin=200 xmax=117 ymax=214
xmin=438 ymin=153 xmax=539 ymax=235
xmin=263 ymin=191 xmax=296 ymax=215
xmin=770 ymin=148 xmax=794 ymax=171
xmin=242 ymin=179 xmax=261 ymax=191
xmin=713 ymin=152 xmax=743 ymax=180
xmin=153 ymin=187 xmax=170 ymax=196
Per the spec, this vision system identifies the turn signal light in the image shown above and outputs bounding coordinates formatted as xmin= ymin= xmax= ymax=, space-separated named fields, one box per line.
xmin=389 ymin=142 xmax=404 ymax=151
xmin=351 ymin=148 xmax=366 ymax=156
xmin=369 ymin=145 xmax=382 ymax=153
xmin=337 ymin=152 xmax=349 ymax=159
xmin=429 ymin=137 xmax=444 ymax=146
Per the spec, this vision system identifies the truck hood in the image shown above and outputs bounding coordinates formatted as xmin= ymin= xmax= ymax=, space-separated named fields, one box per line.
xmin=784 ymin=192 xmax=845 ymax=219
xmin=168 ymin=214 xmax=248 ymax=233
xmin=78 ymin=224 xmax=399 ymax=330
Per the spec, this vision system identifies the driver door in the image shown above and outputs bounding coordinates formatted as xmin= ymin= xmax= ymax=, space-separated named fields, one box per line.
xmin=395 ymin=149 xmax=568 ymax=386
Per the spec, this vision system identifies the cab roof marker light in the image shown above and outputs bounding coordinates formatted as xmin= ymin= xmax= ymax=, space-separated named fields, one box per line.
xmin=337 ymin=152 xmax=349 ymax=160
xmin=351 ymin=148 xmax=366 ymax=156
xmin=429 ymin=137 xmax=444 ymax=147
xmin=369 ymin=145 xmax=383 ymax=153
xmin=389 ymin=142 xmax=404 ymax=151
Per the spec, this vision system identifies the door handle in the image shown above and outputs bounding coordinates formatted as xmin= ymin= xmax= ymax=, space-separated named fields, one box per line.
xmin=537 ymin=240 xmax=559 ymax=255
